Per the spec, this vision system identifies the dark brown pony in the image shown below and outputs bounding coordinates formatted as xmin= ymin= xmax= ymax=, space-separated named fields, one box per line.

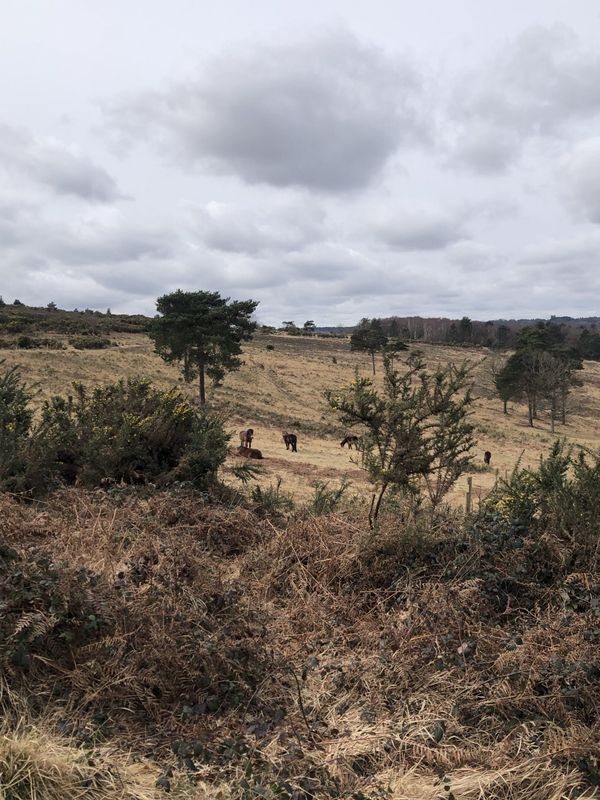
xmin=340 ymin=435 xmax=360 ymax=449
xmin=239 ymin=428 xmax=254 ymax=448
xmin=282 ymin=432 xmax=297 ymax=452
xmin=237 ymin=445 xmax=263 ymax=459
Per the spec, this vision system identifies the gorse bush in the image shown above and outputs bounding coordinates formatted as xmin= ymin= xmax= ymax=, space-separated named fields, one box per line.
xmin=0 ymin=368 xmax=229 ymax=494
xmin=483 ymin=439 xmax=600 ymax=559
xmin=0 ymin=365 xmax=33 ymax=440
xmin=168 ymin=409 xmax=231 ymax=487
xmin=39 ymin=379 xmax=196 ymax=486
xmin=0 ymin=365 xmax=34 ymax=491
xmin=326 ymin=353 xmax=475 ymax=525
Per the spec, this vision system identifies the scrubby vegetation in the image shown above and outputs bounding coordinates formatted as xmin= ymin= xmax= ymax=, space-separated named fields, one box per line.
xmin=0 ymin=366 xmax=228 ymax=495
xmin=0 ymin=301 xmax=150 ymax=336
xmin=2 ymin=439 xmax=600 ymax=796
xmin=4 ymin=315 xmax=600 ymax=797
xmin=0 ymin=335 xmax=65 ymax=350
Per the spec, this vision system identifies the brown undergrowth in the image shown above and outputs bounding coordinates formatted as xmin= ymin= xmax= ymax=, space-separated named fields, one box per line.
xmin=0 ymin=693 xmax=158 ymax=800
xmin=1 ymin=489 xmax=600 ymax=798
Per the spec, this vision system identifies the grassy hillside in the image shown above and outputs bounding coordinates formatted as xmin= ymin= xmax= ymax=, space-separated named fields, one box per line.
xmin=3 ymin=330 xmax=600 ymax=506
xmin=0 ymin=301 xmax=150 ymax=336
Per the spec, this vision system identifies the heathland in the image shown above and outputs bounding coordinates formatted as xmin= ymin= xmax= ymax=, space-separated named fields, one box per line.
xmin=3 ymin=320 xmax=600 ymax=798
xmin=3 ymin=329 xmax=600 ymax=506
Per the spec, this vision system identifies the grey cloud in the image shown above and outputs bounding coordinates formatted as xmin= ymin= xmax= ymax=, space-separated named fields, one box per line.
xmin=459 ymin=26 xmax=600 ymax=131
xmin=7 ymin=207 xmax=173 ymax=266
xmin=0 ymin=124 xmax=121 ymax=202
xmin=192 ymin=199 xmax=325 ymax=255
xmin=286 ymin=243 xmax=374 ymax=282
xmin=45 ymin=225 xmax=173 ymax=266
xmin=447 ymin=241 xmax=501 ymax=271
xmin=82 ymin=260 xmax=192 ymax=296
xmin=449 ymin=25 xmax=600 ymax=172
xmin=370 ymin=206 xmax=466 ymax=251
xmin=451 ymin=124 xmax=522 ymax=174
xmin=109 ymin=31 xmax=427 ymax=191
xmin=560 ymin=139 xmax=600 ymax=223
xmin=0 ymin=199 xmax=180 ymax=309
xmin=0 ymin=196 xmax=38 ymax=247
xmin=521 ymin=232 xmax=600 ymax=269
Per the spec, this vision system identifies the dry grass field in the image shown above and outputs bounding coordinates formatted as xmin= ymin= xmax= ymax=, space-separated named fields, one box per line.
xmin=4 ymin=331 xmax=600 ymax=508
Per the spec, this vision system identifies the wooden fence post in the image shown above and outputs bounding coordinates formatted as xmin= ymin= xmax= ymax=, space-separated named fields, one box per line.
xmin=466 ymin=476 xmax=473 ymax=513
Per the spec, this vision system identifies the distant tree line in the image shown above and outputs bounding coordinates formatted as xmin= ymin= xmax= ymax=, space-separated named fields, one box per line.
xmin=372 ymin=314 xmax=600 ymax=359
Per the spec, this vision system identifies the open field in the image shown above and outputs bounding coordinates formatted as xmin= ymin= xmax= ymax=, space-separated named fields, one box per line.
xmin=4 ymin=332 xmax=600 ymax=507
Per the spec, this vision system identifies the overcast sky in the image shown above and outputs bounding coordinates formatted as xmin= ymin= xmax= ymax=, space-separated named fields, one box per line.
xmin=2 ymin=1 xmax=600 ymax=325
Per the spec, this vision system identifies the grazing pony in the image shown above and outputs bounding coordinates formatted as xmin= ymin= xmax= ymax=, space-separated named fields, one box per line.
xmin=484 ymin=450 xmax=492 ymax=465
xmin=282 ymin=432 xmax=298 ymax=452
xmin=237 ymin=446 xmax=263 ymax=459
xmin=239 ymin=428 xmax=254 ymax=448
xmin=340 ymin=435 xmax=360 ymax=449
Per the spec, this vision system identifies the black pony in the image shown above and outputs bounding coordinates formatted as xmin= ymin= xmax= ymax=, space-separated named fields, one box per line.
xmin=283 ymin=432 xmax=298 ymax=452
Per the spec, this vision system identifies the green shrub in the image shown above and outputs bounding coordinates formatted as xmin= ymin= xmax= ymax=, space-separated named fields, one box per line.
xmin=483 ymin=439 xmax=600 ymax=559
xmin=39 ymin=379 xmax=197 ymax=486
xmin=6 ymin=320 xmax=25 ymax=333
xmin=0 ymin=336 xmax=65 ymax=350
xmin=0 ymin=546 xmax=110 ymax=671
xmin=308 ymin=478 xmax=351 ymax=515
xmin=0 ymin=369 xmax=229 ymax=494
xmin=0 ymin=365 xmax=34 ymax=490
xmin=17 ymin=335 xmax=65 ymax=350
xmin=251 ymin=478 xmax=295 ymax=517
xmin=168 ymin=411 xmax=230 ymax=488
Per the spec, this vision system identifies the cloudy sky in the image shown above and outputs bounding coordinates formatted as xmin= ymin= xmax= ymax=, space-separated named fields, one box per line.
xmin=2 ymin=1 xmax=600 ymax=325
